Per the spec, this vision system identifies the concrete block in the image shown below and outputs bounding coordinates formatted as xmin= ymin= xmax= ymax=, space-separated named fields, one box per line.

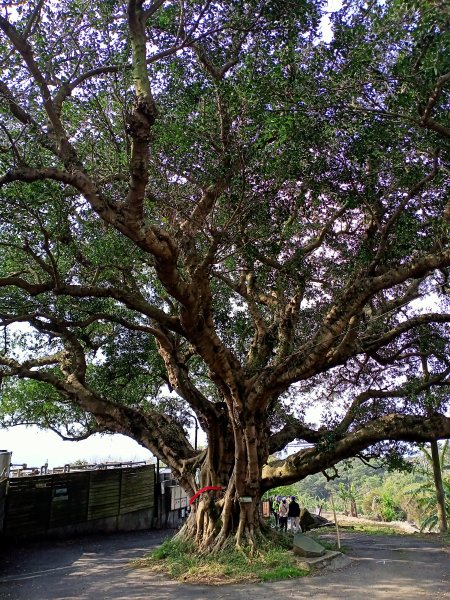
xmin=295 ymin=550 xmax=352 ymax=572
xmin=293 ymin=533 xmax=326 ymax=557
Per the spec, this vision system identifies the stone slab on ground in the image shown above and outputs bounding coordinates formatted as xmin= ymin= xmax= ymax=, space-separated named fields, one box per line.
xmin=293 ymin=533 xmax=327 ymax=557
xmin=295 ymin=550 xmax=352 ymax=573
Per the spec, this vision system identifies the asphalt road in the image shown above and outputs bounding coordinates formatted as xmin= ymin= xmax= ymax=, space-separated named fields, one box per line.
xmin=0 ymin=529 xmax=449 ymax=599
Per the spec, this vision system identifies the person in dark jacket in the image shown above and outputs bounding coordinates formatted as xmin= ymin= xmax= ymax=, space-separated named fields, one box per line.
xmin=288 ymin=496 xmax=301 ymax=532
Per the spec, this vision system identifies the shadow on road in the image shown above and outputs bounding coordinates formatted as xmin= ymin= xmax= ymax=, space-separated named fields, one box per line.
xmin=0 ymin=529 xmax=449 ymax=600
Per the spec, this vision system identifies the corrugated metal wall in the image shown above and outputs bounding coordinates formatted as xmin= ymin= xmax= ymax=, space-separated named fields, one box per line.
xmin=3 ymin=465 xmax=154 ymax=538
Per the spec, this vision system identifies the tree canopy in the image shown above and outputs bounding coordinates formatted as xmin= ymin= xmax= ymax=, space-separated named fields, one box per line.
xmin=0 ymin=0 xmax=450 ymax=549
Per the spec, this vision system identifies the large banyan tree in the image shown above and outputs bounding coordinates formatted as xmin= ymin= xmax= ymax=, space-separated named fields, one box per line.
xmin=1 ymin=0 xmax=450 ymax=549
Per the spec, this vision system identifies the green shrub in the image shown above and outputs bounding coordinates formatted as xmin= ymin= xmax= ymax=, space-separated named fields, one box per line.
xmin=379 ymin=492 xmax=405 ymax=522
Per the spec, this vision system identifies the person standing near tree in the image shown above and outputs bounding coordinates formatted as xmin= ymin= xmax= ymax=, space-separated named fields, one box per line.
xmin=288 ymin=495 xmax=301 ymax=532
xmin=278 ymin=497 xmax=289 ymax=532
xmin=271 ymin=495 xmax=281 ymax=529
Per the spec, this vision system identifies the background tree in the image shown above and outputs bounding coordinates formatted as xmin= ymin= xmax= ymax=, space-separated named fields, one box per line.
xmin=293 ymin=444 xmax=450 ymax=528
xmin=0 ymin=0 xmax=450 ymax=551
xmin=411 ymin=441 xmax=449 ymax=532
xmin=419 ymin=354 xmax=448 ymax=532
xmin=429 ymin=440 xmax=448 ymax=532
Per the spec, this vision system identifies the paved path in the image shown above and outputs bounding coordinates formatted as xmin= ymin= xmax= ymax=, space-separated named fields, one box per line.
xmin=0 ymin=529 xmax=449 ymax=599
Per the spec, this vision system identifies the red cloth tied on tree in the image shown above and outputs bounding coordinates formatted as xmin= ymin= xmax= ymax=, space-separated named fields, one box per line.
xmin=189 ymin=485 xmax=223 ymax=505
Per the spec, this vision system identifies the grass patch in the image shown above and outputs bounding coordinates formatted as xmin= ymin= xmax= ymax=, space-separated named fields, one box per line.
xmin=133 ymin=533 xmax=308 ymax=585
xmin=343 ymin=524 xmax=400 ymax=536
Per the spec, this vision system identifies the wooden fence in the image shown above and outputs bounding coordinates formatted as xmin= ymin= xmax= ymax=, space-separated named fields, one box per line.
xmin=0 ymin=451 xmax=10 ymax=533
xmin=3 ymin=464 xmax=155 ymax=538
xmin=0 ymin=478 xmax=6 ymax=532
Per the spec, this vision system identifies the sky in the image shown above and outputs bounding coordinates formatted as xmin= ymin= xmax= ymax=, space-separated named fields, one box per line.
xmin=1 ymin=426 xmax=154 ymax=468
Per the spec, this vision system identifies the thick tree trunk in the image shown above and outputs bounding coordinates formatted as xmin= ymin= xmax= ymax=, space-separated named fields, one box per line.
xmin=176 ymin=410 xmax=269 ymax=552
xmin=176 ymin=468 xmax=265 ymax=552
xmin=430 ymin=440 xmax=448 ymax=533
